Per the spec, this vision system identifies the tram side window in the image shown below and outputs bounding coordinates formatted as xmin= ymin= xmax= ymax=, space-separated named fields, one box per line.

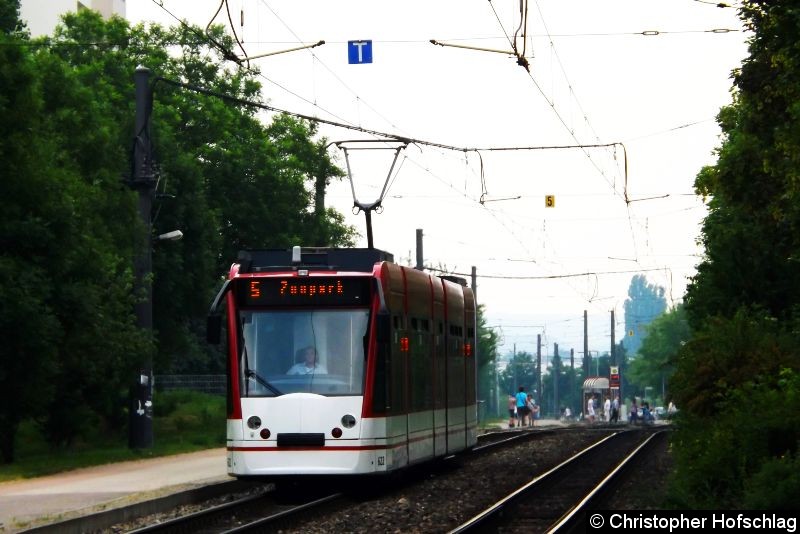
xmin=410 ymin=316 xmax=432 ymax=411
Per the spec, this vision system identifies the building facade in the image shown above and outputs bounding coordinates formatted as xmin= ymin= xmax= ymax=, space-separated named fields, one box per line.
xmin=19 ymin=0 xmax=126 ymax=37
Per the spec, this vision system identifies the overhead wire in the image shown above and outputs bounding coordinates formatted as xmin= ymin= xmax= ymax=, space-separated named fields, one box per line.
xmin=257 ymin=0 xmax=406 ymax=135
xmin=144 ymin=1 xmax=702 ymax=316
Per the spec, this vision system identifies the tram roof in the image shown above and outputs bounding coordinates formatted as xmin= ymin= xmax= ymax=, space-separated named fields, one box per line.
xmin=237 ymin=247 xmax=394 ymax=273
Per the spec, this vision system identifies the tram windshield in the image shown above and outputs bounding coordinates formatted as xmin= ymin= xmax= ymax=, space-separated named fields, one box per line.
xmin=238 ymin=309 xmax=369 ymax=397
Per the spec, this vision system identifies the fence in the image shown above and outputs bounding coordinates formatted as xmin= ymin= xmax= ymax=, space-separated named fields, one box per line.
xmin=155 ymin=375 xmax=226 ymax=395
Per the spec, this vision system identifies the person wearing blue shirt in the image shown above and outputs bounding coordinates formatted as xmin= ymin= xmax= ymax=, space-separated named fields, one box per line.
xmin=515 ymin=386 xmax=530 ymax=427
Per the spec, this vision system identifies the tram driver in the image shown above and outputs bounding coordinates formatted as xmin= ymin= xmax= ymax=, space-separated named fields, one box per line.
xmin=286 ymin=346 xmax=328 ymax=375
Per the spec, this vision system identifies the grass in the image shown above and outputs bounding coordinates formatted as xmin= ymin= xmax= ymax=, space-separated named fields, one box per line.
xmin=2 ymin=394 xmax=505 ymax=482
xmin=0 ymin=390 xmax=226 ymax=483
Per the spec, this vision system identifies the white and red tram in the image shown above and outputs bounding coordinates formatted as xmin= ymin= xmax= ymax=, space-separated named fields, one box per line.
xmin=207 ymin=247 xmax=477 ymax=477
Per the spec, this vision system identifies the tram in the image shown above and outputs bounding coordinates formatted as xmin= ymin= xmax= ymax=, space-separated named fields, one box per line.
xmin=207 ymin=246 xmax=477 ymax=477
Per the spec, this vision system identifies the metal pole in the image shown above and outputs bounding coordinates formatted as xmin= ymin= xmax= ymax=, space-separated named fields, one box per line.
xmin=570 ymin=348 xmax=575 ymax=416
xmin=128 ymin=66 xmax=155 ymax=449
xmin=583 ymin=310 xmax=589 ymax=377
xmin=553 ymin=343 xmax=559 ymax=417
xmin=513 ymin=343 xmax=517 ymax=392
xmin=471 ymin=266 xmax=477 ymax=301
xmin=415 ymin=229 xmax=423 ymax=270
xmin=610 ymin=309 xmax=616 ymax=367
xmin=364 ymin=209 xmax=374 ymax=248
xmin=536 ymin=334 xmax=542 ymax=407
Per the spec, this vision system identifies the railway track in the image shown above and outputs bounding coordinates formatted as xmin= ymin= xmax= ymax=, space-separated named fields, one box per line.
xmin=121 ymin=429 xmax=550 ymax=533
xmin=127 ymin=490 xmax=342 ymax=534
xmin=449 ymin=428 xmax=666 ymax=533
xmin=35 ymin=425 xmax=661 ymax=533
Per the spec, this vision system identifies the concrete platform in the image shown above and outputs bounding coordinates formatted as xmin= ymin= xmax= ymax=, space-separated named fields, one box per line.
xmin=0 ymin=448 xmax=229 ymax=533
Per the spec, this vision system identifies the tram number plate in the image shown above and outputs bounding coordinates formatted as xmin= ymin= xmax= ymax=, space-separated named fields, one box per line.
xmin=378 ymin=455 xmax=385 ymax=466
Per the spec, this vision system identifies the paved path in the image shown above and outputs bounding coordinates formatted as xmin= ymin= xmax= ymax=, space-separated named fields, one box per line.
xmin=0 ymin=448 xmax=228 ymax=532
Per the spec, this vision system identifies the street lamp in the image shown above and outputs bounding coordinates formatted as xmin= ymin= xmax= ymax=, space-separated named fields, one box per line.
xmin=157 ymin=230 xmax=183 ymax=241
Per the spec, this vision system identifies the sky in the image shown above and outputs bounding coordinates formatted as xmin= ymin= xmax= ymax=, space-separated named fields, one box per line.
xmin=126 ymin=0 xmax=750 ymax=366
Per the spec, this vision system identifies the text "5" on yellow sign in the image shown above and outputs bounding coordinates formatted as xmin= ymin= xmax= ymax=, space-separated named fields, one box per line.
xmin=545 ymin=195 xmax=555 ymax=208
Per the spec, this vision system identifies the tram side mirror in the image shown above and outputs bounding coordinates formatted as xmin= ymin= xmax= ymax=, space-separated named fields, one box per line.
xmin=207 ymin=315 xmax=222 ymax=345
xmin=376 ymin=312 xmax=390 ymax=344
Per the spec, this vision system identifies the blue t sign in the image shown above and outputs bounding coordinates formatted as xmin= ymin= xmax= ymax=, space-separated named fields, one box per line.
xmin=348 ymin=40 xmax=373 ymax=64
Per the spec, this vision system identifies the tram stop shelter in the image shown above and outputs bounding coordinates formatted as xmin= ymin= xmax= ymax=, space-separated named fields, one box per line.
xmin=582 ymin=377 xmax=609 ymax=418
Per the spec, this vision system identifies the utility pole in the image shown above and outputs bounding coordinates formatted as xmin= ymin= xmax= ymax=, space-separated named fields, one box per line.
xmin=553 ymin=343 xmax=559 ymax=417
xmin=536 ymin=334 xmax=542 ymax=407
xmin=127 ymin=66 xmax=155 ymax=449
xmin=471 ymin=266 xmax=477 ymax=302
xmin=415 ymin=228 xmax=423 ymax=270
xmin=611 ymin=309 xmax=616 ymax=367
xmin=583 ymin=310 xmax=590 ymax=377
xmin=570 ymin=348 xmax=575 ymax=416
xmin=513 ymin=343 xmax=517 ymax=392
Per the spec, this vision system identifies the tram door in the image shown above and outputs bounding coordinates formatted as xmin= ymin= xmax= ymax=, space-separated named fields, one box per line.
xmin=432 ymin=282 xmax=447 ymax=457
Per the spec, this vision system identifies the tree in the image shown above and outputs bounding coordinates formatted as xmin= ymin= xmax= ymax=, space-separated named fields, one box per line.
xmin=499 ymin=350 xmax=536 ymax=401
xmin=0 ymin=9 xmax=356 ymax=459
xmin=540 ymin=348 xmax=584 ymax=418
xmin=475 ymin=304 xmax=500 ymax=417
xmin=623 ymin=275 xmax=667 ymax=356
xmin=43 ymin=13 xmax=355 ymax=376
xmin=672 ymin=1 xmax=800 ymax=508
xmin=626 ymin=305 xmax=689 ymax=405
xmin=0 ymin=14 xmax=61 ymax=460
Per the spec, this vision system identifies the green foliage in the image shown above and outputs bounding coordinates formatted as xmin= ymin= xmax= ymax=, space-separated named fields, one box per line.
xmin=669 ymin=365 xmax=800 ymax=509
xmin=0 ymin=0 xmax=22 ymax=35
xmin=0 ymin=391 xmax=225 ymax=481
xmin=744 ymin=455 xmax=800 ymax=510
xmin=623 ymin=275 xmax=667 ymax=356
xmin=476 ymin=304 xmax=500 ymax=414
xmin=539 ymin=350 xmax=584 ymax=418
xmin=500 ymin=350 xmax=536 ymax=399
xmin=627 ymin=305 xmax=690 ymax=402
xmin=0 ymin=10 xmax=355 ymax=461
xmin=671 ymin=1 xmax=800 ymax=508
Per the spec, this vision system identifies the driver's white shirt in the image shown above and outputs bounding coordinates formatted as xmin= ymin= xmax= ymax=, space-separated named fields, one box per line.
xmin=287 ymin=363 xmax=328 ymax=375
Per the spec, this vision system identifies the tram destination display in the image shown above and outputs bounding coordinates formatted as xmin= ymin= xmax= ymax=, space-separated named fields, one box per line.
xmin=238 ymin=276 xmax=371 ymax=306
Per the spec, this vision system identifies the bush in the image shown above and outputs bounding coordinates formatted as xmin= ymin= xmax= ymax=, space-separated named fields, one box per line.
xmin=668 ymin=345 xmax=800 ymax=509
xmin=744 ymin=454 xmax=800 ymax=509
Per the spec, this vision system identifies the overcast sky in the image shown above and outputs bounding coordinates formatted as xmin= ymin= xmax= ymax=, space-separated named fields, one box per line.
xmin=127 ymin=0 xmax=749 ymax=364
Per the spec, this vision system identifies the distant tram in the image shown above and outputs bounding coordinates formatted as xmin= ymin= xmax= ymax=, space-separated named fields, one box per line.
xmin=207 ymin=247 xmax=477 ymax=477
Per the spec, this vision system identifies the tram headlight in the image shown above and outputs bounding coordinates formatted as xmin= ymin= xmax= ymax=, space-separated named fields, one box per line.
xmin=247 ymin=416 xmax=262 ymax=429
xmin=341 ymin=414 xmax=356 ymax=428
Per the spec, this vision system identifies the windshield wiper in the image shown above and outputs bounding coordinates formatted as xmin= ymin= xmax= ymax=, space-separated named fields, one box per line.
xmin=245 ymin=369 xmax=283 ymax=396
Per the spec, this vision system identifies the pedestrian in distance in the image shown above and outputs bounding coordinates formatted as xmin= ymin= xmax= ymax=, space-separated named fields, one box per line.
xmin=516 ymin=386 xmax=531 ymax=427
xmin=611 ymin=395 xmax=620 ymax=423
xmin=642 ymin=401 xmax=653 ymax=423
xmin=507 ymin=393 xmax=517 ymax=428
xmin=603 ymin=396 xmax=611 ymax=422
xmin=586 ymin=395 xmax=596 ymax=423
xmin=526 ymin=396 xmax=536 ymax=427
xmin=629 ymin=399 xmax=639 ymax=424
xmin=667 ymin=401 xmax=677 ymax=419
